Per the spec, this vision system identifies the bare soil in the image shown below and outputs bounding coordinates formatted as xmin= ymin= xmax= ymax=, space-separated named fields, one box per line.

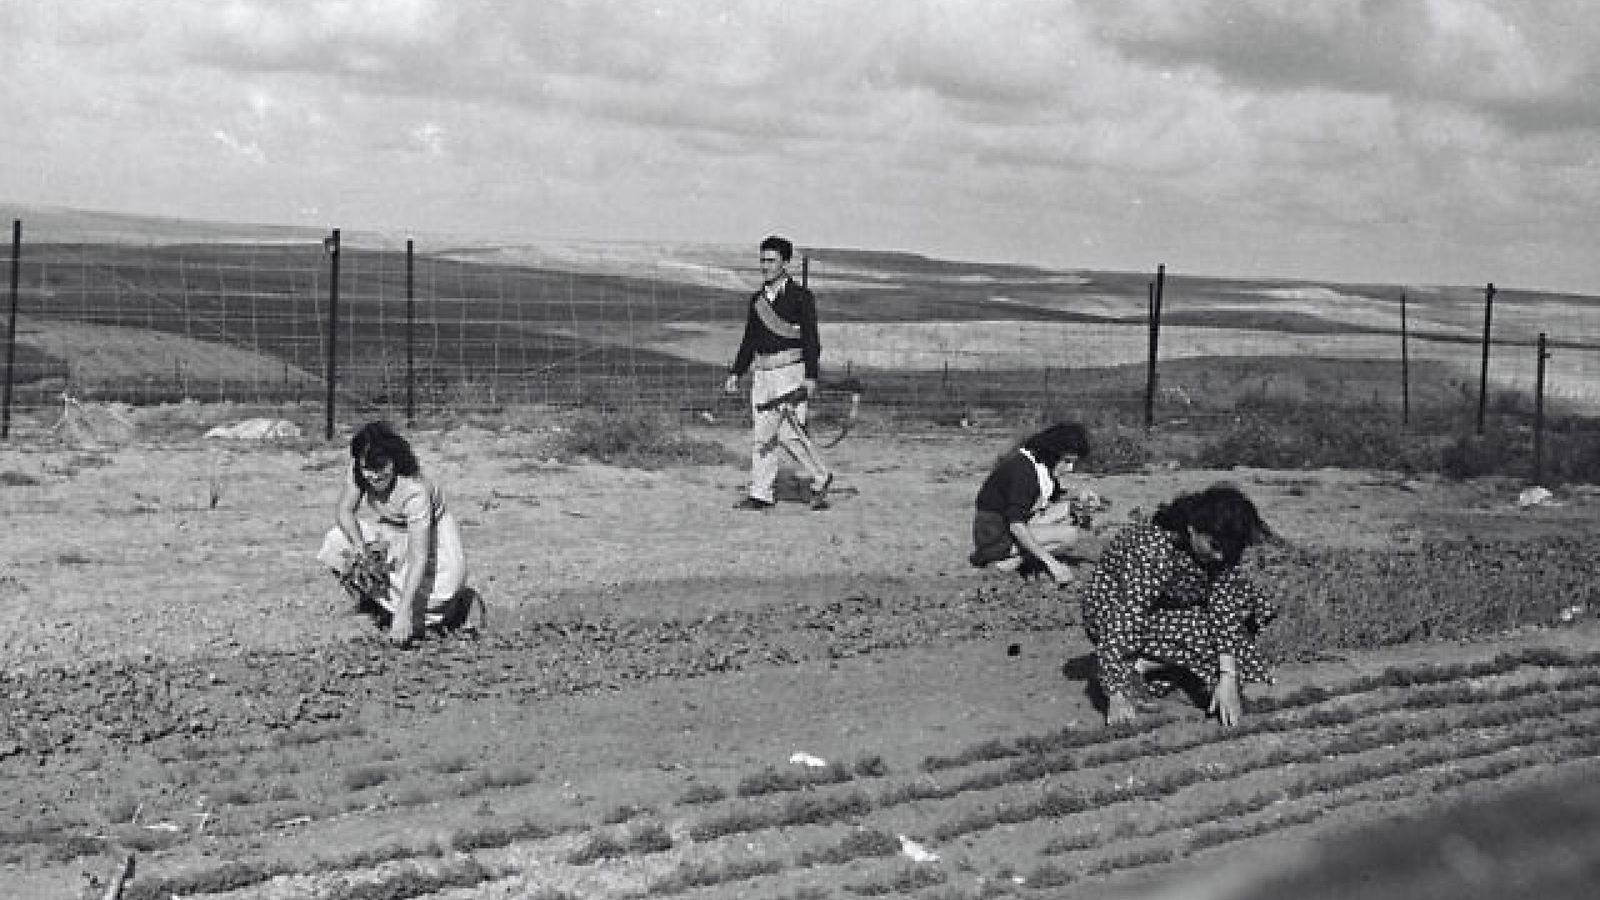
xmin=1 ymin=419 xmax=1597 ymax=899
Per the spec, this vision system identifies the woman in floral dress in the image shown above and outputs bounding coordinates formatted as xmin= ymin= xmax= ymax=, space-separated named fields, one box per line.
xmin=1082 ymin=483 xmax=1277 ymax=727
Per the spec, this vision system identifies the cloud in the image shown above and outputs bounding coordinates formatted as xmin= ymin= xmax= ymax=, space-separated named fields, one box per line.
xmin=1 ymin=0 xmax=1597 ymax=291
xmin=410 ymin=123 xmax=446 ymax=156
xmin=1094 ymin=1 xmax=1600 ymax=133
xmin=212 ymin=129 xmax=267 ymax=164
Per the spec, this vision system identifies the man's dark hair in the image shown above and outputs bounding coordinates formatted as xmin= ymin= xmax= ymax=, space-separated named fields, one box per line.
xmin=1152 ymin=482 xmax=1274 ymax=569
xmin=1020 ymin=421 xmax=1091 ymax=469
xmin=760 ymin=235 xmax=794 ymax=262
xmin=350 ymin=420 xmax=420 ymax=491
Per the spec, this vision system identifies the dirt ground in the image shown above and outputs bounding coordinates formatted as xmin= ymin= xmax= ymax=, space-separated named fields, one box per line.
xmin=1 ymin=419 xmax=1598 ymax=899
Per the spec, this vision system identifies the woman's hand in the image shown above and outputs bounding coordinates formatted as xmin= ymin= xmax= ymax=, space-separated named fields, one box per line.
xmin=1105 ymin=692 xmax=1138 ymax=727
xmin=1209 ymin=672 xmax=1243 ymax=727
xmin=1046 ymin=559 xmax=1076 ymax=588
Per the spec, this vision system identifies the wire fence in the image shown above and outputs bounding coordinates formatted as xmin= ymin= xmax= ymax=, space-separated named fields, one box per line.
xmin=2 ymin=220 xmax=1597 ymax=443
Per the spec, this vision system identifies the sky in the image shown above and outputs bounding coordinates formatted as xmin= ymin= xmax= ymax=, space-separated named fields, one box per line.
xmin=2 ymin=0 xmax=1598 ymax=293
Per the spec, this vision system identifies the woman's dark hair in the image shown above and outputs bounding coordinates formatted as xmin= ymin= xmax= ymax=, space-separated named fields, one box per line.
xmin=350 ymin=421 xmax=420 ymax=492
xmin=1152 ymin=482 xmax=1274 ymax=569
xmin=1020 ymin=422 xmax=1091 ymax=469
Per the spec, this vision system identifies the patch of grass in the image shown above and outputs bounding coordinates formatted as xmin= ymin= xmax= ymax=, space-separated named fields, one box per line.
xmin=446 ymin=818 xmax=561 ymax=852
xmin=120 ymin=861 xmax=276 ymax=900
xmin=645 ymin=856 xmax=785 ymax=895
xmin=852 ymin=755 xmax=889 ymax=777
xmin=43 ymin=833 xmax=108 ymax=863
xmin=1023 ymin=862 xmax=1078 ymax=889
xmin=552 ymin=407 xmax=734 ymax=468
xmin=794 ymin=828 xmax=899 ymax=866
xmin=626 ymin=820 xmax=674 ymax=854
xmin=1192 ymin=399 xmax=1440 ymax=472
xmin=565 ymin=821 xmax=674 ymax=864
xmin=567 ymin=830 xmax=628 ymax=866
xmin=844 ymin=863 xmax=946 ymax=896
xmin=737 ymin=762 xmax=854 ymax=797
xmin=332 ymin=839 xmax=439 ymax=869
xmin=458 ymin=764 xmax=538 ymax=792
xmin=601 ymin=802 xmax=654 ymax=825
xmin=208 ymin=785 xmax=257 ymax=806
xmin=340 ymin=765 xmax=392 ymax=792
xmin=1252 ymin=538 xmax=1597 ymax=662
xmin=1040 ymin=830 xmax=1101 ymax=854
xmin=679 ymin=782 xmax=727 ymax=805
xmin=690 ymin=791 xmax=874 ymax=840
xmin=1083 ymin=845 xmax=1175 ymax=876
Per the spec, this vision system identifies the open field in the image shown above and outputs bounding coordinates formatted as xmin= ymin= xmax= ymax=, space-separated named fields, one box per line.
xmin=2 ymin=409 xmax=1598 ymax=899
xmin=3 ymin=208 xmax=1599 ymax=896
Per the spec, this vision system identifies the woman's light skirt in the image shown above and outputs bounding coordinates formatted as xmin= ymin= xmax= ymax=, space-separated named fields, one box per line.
xmin=317 ymin=514 xmax=469 ymax=625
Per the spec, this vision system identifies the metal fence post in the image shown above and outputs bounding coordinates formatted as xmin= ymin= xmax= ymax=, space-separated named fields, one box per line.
xmin=1534 ymin=332 xmax=1549 ymax=486
xmin=2 ymin=220 xmax=19 ymax=439
xmin=324 ymin=229 xmax=341 ymax=441
xmin=406 ymin=238 xmax=415 ymax=426
xmin=1143 ymin=264 xmax=1165 ymax=429
xmin=1399 ymin=290 xmax=1410 ymax=426
xmin=1476 ymin=282 xmax=1495 ymax=435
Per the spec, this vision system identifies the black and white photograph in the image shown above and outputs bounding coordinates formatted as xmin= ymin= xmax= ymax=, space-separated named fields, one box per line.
xmin=1 ymin=3 xmax=1597 ymax=898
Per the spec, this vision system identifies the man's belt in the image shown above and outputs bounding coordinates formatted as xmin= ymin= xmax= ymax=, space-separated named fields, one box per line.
xmin=755 ymin=385 xmax=809 ymax=411
xmin=752 ymin=348 xmax=805 ymax=371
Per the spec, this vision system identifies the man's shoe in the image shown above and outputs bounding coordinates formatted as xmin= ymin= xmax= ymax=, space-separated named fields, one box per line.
xmin=734 ymin=497 xmax=775 ymax=511
xmin=809 ymin=474 xmax=834 ymax=511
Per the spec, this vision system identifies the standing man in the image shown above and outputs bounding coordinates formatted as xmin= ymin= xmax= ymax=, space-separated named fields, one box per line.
xmin=723 ymin=235 xmax=834 ymax=511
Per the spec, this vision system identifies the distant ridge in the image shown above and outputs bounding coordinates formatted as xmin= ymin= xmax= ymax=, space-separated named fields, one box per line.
xmin=2 ymin=202 xmax=1594 ymax=306
xmin=0 ymin=202 xmax=337 ymax=245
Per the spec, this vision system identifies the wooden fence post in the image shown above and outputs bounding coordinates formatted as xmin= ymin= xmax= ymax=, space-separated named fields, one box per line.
xmin=2 ymin=220 xmax=19 ymax=439
xmin=1476 ymin=282 xmax=1495 ymax=435
xmin=406 ymin=238 xmax=415 ymax=426
xmin=1534 ymin=333 xmax=1550 ymax=486
xmin=1143 ymin=264 xmax=1165 ymax=428
xmin=1400 ymin=290 xmax=1410 ymax=426
xmin=324 ymin=229 xmax=341 ymax=442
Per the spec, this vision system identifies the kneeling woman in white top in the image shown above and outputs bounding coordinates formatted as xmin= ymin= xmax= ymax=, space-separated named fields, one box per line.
xmin=317 ymin=421 xmax=475 ymax=647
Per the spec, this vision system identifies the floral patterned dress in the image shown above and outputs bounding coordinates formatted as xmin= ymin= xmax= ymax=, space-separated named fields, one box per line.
xmin=1082 ymin=523 xmax=1277 ymax=699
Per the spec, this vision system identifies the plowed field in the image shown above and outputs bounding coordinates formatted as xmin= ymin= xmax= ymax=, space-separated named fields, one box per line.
xmin=2 ymin=421 xmax=1597 ymax=899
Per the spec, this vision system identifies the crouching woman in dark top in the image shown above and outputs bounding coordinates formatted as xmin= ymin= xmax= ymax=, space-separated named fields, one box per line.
xmin=968 ymin=422 xmax=1094 ymax=587
xmin=1082 ymin=483 xmax=1278 ymax=728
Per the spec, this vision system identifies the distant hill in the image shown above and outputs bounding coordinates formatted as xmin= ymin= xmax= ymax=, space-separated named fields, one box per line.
xmin=0 ymin=202 xmax=335 ymax=246
xmin=2 ymin=201 xmax=1596 ymax=413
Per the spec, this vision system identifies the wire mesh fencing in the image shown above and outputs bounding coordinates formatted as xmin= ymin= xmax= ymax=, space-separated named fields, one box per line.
xmin=2 ymin=221 xmax=1597 ymax=447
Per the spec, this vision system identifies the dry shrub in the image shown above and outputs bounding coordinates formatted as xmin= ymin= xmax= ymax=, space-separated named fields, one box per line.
xmin=553 ymin=407 xmax=732 ymax=468
xmin=55 ymin=398 xmax=138 ymax=447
